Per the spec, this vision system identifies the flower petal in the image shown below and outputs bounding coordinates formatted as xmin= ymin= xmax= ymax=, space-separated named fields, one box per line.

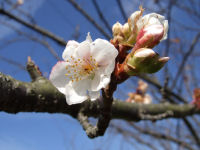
xmin=88 ymin=91 xmax=100 ymax=101
xmin=76 ymin=40 xmax=91 ymax=59
xmin=86 ymin=32 xmax=93 ymax=43
xmin=72 ymin=78 xmax=92 ymax=94
xmin=49 ymin=61 xmax=70 ymax=92
xmin=90 ymin=70 xmax=110 ymax=91
xmin=62 ymin=40 xmax=79 ymax=60
xmin=65 ymin=83 xmax=88 ymax=105
xmin=162 ymin=20 xmax=168 ymax=41
xmin=90 ymin=39 xmax=118 ymax=66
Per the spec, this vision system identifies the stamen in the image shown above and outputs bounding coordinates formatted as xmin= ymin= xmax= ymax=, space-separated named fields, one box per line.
xmin=65 ymin=55 xmax=99 ymax=82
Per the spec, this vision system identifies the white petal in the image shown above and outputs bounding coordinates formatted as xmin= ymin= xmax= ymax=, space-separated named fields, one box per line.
xmin=91 ymin=70 xmax=110 ymax=91
xmin=137 ymin=13 xmax=165 ymax=31
xmin=86 ymin=32 xmax=93 ymax=43
xmin=72 ymin=78 xmax=92 ymax=94
xmin=65 ymin=83 xmax=88 ymax=105
xmin=76 ymin=40 xmax=91 ymax=59
xmin=144 ymin=24 xmax=163 ymax=35
xmin=56 ymin=87 xmax=65 ymax=95
xmin=98 ymin=60 xmax=116 ymax=76
xmin=161 ymin=20 xmax=168 ymax=41
xmin=90 ymin=39 xmax=118 ymax=66
xmin=49 ymin=61 xmax=70 ymax=90
xmin=134 ymin=48 xmax=156 ymax=58
xmin=62 ymin=40 xmax=79 ymax=60
xmin=88 ymin=91 xmax=100 ymax=101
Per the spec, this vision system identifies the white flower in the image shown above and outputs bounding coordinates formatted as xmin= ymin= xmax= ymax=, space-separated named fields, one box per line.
xmin=49 ymin=33 xmax=118 ymax=105
xmin=130 ymin=12 xmax=168 ymax=41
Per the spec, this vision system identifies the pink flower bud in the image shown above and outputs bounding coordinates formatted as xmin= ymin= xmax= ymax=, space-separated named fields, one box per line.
xmin=134 ymin=24 xmax=164 ymax=50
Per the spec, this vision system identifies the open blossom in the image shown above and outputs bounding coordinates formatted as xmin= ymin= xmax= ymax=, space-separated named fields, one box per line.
xmin=49 ymin=33 xmax=118 ymax=105
xmin=130 ymin=11 xmax=168 ymax=49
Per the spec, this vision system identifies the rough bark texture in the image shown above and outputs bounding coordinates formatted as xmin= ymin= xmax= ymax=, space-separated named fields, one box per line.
xmin=0 ymin=72 xmax=199 ymax=121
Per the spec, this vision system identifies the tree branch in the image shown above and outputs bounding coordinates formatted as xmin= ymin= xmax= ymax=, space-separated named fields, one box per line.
xmin=0 ymin=72 xmax=199 ymax=121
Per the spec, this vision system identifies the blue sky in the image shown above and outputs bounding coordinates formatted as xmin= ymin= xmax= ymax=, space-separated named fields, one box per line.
xmin=0 ymin=0 xmax=200 ymax=149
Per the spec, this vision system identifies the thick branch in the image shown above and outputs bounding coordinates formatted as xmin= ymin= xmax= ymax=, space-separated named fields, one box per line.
xmin=0 ymin=72 xmax=199 ymax=122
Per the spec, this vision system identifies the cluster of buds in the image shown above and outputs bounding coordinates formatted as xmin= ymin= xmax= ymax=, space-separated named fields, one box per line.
xmin=112 ymin=7 xmax=143 ymax=46
xmin=112 ymin=6 xmax=169 ymax=82
xmin=126 ymin=80 xmax=152 ymax=104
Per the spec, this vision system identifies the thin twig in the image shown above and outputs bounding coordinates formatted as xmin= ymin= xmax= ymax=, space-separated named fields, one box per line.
xmin=137 ymin=75 xmax=187 ymax=103
xmin=66 ymin=0 xmax=111 ymax=39
xmin=0 ymin=55 xmax=26 ymax=70
xmin=111 ymin=123 xmax=158 ymax=150
xmin=92 ymin=0 xmax=112 ymax=34
xmin=171 ymin=32 xmax=200 ymax=88
xmin=131 ymin=123 xmax=195 ymax=150
xmin=0 ymin=20 xmax=61 ymax=61
xmin=183 ymin=118 xmax=200 ymax=147
xmin=77 ymin=74 xmax=117 ymax=138
xmin=26 ymin=56 xmax=42 ymax=81
xmin=0 ymin=8 xmax=67 ymax=46
xmin=116 ymin=0 xmax=127 ymax=22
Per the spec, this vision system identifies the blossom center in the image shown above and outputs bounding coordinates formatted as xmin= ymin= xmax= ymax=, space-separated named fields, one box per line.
xmin=65 ymin=55 xmax=98 ymax=82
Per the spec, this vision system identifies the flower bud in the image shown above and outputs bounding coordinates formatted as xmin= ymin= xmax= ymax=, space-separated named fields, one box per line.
xmin=126 ymin=48 xmax=169 ymax=75
xmin=122 ymin=23 xmax=131 ymax=38
xmin=112 ymin=22 xmax=123 ymax=36
xmin=134 ymin=24 xmax=164 ymax=50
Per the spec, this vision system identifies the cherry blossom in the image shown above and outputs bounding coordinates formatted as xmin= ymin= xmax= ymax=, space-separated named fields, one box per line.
xmin=49 ymin=33 xmax=118 ymax=105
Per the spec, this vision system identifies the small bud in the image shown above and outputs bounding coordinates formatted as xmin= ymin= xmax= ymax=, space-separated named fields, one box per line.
xmin=122 ymin=23 xmax=130 ymax=38
xmin=126 ymin=48 xmax=169 ymax=75
xmin=134 ymin=24 xmax=164 ymax=50
xmin=112 ymin=22 xmax=123 ymax=36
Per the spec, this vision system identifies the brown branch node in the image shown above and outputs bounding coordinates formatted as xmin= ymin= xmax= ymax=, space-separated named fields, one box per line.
xmin=26 ymin=56 xmax=42 ymax=81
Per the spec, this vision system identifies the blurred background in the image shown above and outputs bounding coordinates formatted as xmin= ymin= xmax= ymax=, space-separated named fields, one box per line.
xmin=0 ymin=0 xmax=200 ymax=149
